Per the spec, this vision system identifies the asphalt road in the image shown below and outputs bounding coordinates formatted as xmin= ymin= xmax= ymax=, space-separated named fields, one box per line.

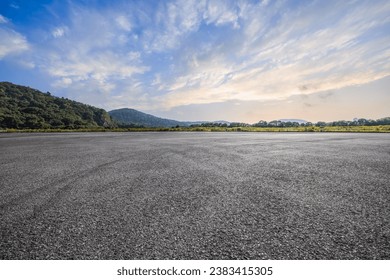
xmin=0 ymin=132 xmax=389 ymax=259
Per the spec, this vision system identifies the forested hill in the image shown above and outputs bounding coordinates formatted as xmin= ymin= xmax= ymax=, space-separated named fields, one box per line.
xmin=109 ymin=108 xmax=187 ymax=127
xmin=0 ymin=82 xmax=115 ymax=129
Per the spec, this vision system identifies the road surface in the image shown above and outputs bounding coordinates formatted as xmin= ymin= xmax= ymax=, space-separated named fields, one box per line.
xmin=1 ymin=132 xmax=389 ymax=259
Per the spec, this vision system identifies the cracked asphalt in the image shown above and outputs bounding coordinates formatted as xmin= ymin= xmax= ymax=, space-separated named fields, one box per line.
xmin=1 ymin=132 xmax=389 ymax=259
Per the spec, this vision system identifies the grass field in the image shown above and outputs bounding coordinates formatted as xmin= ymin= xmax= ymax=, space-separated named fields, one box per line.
xmin=1 ymin=125 xmax=390 ymax=133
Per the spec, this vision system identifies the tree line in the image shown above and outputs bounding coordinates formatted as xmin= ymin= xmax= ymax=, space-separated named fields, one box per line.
xmin=192 ymin=118 xmax=390 ymax=128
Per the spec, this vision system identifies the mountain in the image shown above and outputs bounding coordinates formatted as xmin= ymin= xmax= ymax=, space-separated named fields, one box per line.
xmin=109 ymin=108 xmax=189 ymax=127
xmin=278 ymin=119 xmax=308 ymax=124
xmin=109 ymin=108 xmax=233 ymax=127
xmin=0 ymin=82 xmax=115 ymax=129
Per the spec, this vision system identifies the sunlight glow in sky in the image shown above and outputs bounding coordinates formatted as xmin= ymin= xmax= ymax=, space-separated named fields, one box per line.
xmin=0 ymin=0 xmax=389 ymax=122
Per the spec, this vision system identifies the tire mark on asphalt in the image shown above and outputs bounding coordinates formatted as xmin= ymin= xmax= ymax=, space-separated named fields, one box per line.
xmin=141 ymin=146 xmax=276 ymax=259
xmin=0 ymin=173 xmax=81 ymax=209
xmin=0 ymin=157 xmax=125 ymax=220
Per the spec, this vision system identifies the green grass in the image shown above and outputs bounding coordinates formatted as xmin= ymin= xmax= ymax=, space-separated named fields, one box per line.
xmin=1 ymin=125 xmax=390 ymax=133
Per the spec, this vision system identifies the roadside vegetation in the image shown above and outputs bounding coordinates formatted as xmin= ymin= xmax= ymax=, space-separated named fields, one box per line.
xmin=0 ymin=82 xmax=115 ymax=129
xmin=2 ymin=125 xmax=390 ymax=133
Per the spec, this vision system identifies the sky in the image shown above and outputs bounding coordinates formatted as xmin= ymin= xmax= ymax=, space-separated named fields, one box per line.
xmin=0 ymin=0 xmax=389 ymax=123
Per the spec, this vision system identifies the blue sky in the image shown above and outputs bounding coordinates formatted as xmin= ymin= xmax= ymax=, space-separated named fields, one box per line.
xmin=0 ymin=0 xmax=389 ymax=122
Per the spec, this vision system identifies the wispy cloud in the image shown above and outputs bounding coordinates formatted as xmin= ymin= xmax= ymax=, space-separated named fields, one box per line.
xmin=9 ymin=3 xmax=19 ymax=9
xmin=153 ymin=0 xmax=390 ymax=109
xmin=0 ymin=0 xmax=389 ymax=120
xmin=115 ymin=15 xmax=132 ymax=32
xmin=203 ymin=0 xmax=239 ymax=28
xmin=0 ymin=15 xmax=29 ymax=59
xmin=51 ymin=26 xmax=68 ymax=38
xmin=0 ymin=15 xmax=9 ymax=24
xmin=144 ymin=0 xmax=205 ymax=52
xmin=30 ymin=3 xmax=150 ymax=105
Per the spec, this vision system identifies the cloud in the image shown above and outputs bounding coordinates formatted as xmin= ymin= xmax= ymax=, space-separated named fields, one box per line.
xmin=48 ymin=51 xmax=148 ymax=83
xmin=0 ymin=27 xmax=29 ymax=59
xmin=9 ymin=3 xmax=19 ymax=9
xmin=52 ymin=26 xmax=68 ymax=38
xmin=153 ymin=75 xmax=390 ymax=123
xmin=35 ymin=0 xmax=244 ymax=107
xmin=30 ymin=3 xmax=150 ymax=104
xmin=45 ymin=47 xmax=149 ymax=100
xmin=0 ymin=15 xmax=9 ymax=23
xmin=2 ymin=0 xmax=389 ymax=115
xmin=150 ymin=0 xmax=390 ymax=110
xmin=318 ymin=91 xmax=334 ymax=100
xmin=116 ymin=15 xmax=132 ymax=31
xmin=144 ymin=0 xmax=243 ymax=52
xmin=145 ymin=0 xmax=205 ymax=51
xmin=0 ymin=14 xmax=30 ymax=61
xmin=260 ymin=0 xmax=270 ymax=7
xmin=203 ymin=0 xmax=240 ymax=28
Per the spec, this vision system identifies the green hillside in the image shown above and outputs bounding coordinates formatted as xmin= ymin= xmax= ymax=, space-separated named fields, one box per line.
xmin=0 ymin=82 xmax=115 ymax=129
xmin=109 ymin=108 xmax=187 ymax=127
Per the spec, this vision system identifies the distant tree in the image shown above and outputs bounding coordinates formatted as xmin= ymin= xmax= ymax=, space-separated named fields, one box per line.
xmin=316 ymin=121 xmax=327 ymax=127
xmin=253 ymin=120 xmax=268 ymax=127
xmin=268 ymin=120 xmax=281 ymax=127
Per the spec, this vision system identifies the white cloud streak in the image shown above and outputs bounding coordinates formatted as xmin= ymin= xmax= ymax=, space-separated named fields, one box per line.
xmin=116 ymin=15 xmax=132 ymax=32
xmin=2 ymin=0 xmax=389 ymax=113
xmin=153 ymin=0 xmax=390 ymax=109
xmin=0 ymin=15 xmax=9 ymax=23
xmin=0 ymin=28 xmax=29 ymax=59
xmin=144 ymin=0 xmax=243 ymax=52
xmin=52 ymin=26 xmax=68 ymax=38
xmin=0 ymin=14 xmax=30 ymax=59
xmin=35 ymin=5 xmax=150 ymax=105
